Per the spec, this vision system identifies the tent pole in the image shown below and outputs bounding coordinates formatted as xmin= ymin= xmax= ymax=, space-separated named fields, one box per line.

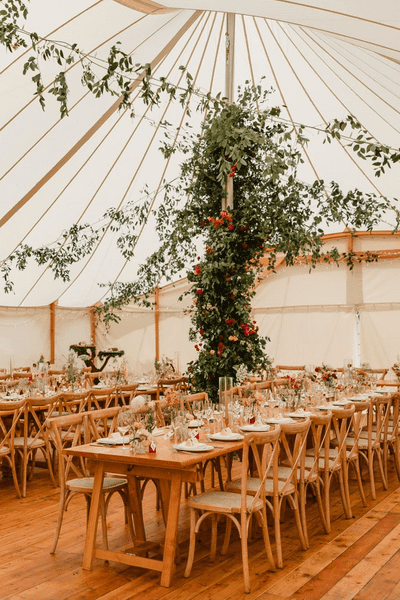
xmin=223 ymin=12 xmax=235 ymax=211
xmin=49 ymin=301 xmax=57 ymax=364
xmin=155 ymin=287 xmax=160 ymax=362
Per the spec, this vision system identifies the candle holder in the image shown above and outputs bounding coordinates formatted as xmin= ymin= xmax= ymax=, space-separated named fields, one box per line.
xmin=219 ymin=377 xmax=234 ymax=427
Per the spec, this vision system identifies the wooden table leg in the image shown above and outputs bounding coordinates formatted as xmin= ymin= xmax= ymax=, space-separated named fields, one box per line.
xmin=127 ymin=474 xmax=147 ymax=543
xmin=159 ymin=472 xmax=182 ymax=587
xmin=83 ymin=462 xmax=104 ymax=570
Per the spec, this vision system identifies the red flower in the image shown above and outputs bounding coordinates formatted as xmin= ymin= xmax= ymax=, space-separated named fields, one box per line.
xmin=206 ymin=247 xmax=213 ymax=255
xmin=199 ymin=328 xmax=204 ymax=335
xmin=194 ymin=264 xmax=201 ymax=275
xmin=196 ymin=289 xmax=203 ymax=296
xmin=201 ymin=221 xmax=206 ymax=226
xmin=228 ymin=224 xmax=234 ymax=231
xmin=242 ymin=243 xmax=248 ymax=249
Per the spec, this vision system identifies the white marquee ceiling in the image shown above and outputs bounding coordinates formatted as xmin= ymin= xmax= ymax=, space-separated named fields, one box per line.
xmin=0 ymin=0 xmax=399 ymax=307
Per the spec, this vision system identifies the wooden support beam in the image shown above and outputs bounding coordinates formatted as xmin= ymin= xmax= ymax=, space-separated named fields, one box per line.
xmin=155 ymin=287 xmax=160 ymax=362
xmin=49 ymin=301 xmax=57 ymax=363
xmin=89 ymin=306 xmax=97 ymax=346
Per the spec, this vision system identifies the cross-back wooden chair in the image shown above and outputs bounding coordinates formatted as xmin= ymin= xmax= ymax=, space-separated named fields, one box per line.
xmin=185 ymin=427 xmax=280 ymax=594
xmin=300 ymin=411 xmax=332 ymax=546
xmin=265 ymin=418 xmax=310 ymax=568
xmin=357 ymin=394 xmax=392 ymax=499
xmin=156 ymin=376 xmax=189 ymax=401
xmin=313 ymin=405 xmax=355 ymax=531
xmin=387 ymin=392 xmax=400 ymax=480
xmin=47 ymin=410 xmax=135 ymax=555
xmin=87 ymin=386 xmax=117 ymax=411
xmin=115 ymin=383 xmax=139 ymax=407
xmin=0 ymin=398 xmax=25 ymax=498
xmin=13 ymin=395 xmax=60 ymax=497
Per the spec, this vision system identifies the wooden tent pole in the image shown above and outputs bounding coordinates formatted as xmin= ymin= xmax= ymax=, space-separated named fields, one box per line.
xmin=155 ymin=287 xmax=160 ymax=362
xmin=49 ymin=301 xmax=57 ymax=363
xmin=89 ymin=305 xmax=97 ymax=346
xmin=223 ymin=12 xmax=235 ymax=211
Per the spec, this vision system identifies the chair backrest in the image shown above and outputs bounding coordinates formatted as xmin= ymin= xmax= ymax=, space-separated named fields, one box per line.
xmin=85 ymin=406 xmax=121 ymax=442
xmin=47 ymin=412 xmax=89 ymax=486
xmin=330 ymin=404 xmax=356 ymax=467
xmin=60 ymin=390 xmax=89 ymax=415
xmin=307 ymin=411 xmax=333 ymax=479
xmin=0 ymin=398 xmax=25 ymax=456
xmin=25 ymin=394 xmax=62 ymax=447
xmin=368 ymin=394 xmax=392 ymax=448
xmin=180 ymin=391 xmax=209 ymax=412
xmin=87 ymin=386 xmax=117 ymax=410
xmin=115 ymin=383 xmax=139 ymax=407
xmin=240 ymin=426 xmax=281 ymax=514
xmin=347 ymin=400 xmax=370 ymax=461
xmin=278 ymin=418 xmax=311 ymax=493
xmin=156 ymin=376 xmax=189 ymax=401
xmin=388 ymin=392 xmax=400 ymax=443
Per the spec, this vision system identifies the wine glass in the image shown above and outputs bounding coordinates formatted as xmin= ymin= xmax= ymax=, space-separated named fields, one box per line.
xmin=192 ymin=401 xmax=203 ymax=424
xmin=117 ymin=409 xmax=131 ymax=448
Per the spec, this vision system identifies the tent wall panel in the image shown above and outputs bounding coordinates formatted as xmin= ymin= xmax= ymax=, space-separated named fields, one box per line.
xmin=54 ymin=308 xmax=91 ymax=366
xmin=0 ymin=307 xmax=50 ymax=370
xmin=359 ymin=306 xmax=400 ymax=368
xmin=256 ymin=308 xmax=356 ymax=368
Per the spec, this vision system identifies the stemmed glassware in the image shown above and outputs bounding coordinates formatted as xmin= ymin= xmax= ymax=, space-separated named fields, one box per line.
xmin=192 ymin=401 xmax=203 ymax=424
xmin=117 ymin=409 xmax=131 ymax=448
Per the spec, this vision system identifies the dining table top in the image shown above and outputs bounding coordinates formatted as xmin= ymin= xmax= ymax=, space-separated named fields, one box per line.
xmin=65 ymin=433 xmax=245 ymax=469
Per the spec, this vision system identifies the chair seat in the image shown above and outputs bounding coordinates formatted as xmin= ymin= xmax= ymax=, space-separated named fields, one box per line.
xmin=227 ymin=476 xmax=296 ymax=496
xmin=188 ymin=490 xmax=263 ymax=513
xmin=13 ymin=436 xmax=45 ymax=449
xmin=67 ymin=476 xmax=128 ymax=492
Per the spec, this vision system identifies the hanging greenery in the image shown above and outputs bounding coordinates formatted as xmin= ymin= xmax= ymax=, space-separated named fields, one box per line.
xmin=1 ymin=3 xmax=400 ymax=400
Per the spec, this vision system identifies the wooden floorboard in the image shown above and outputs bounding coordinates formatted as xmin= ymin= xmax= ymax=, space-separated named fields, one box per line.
xmin=2 ymin=459 xmax=400 ymax=600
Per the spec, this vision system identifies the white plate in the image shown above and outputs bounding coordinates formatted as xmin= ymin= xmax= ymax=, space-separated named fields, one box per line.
xmin=96 ymin=437 xmax=129 ymax=445
xmin=173 ymin=443 xmax=213 ymax=452
xmin=332 ymin=400 xmax=352 ymax=406
xmin=152 ymin=428 xmax=169 ymax=437
xmin=209 ymin=432 xmax=244 ymax=441
xmin=265 ymin=417 xmax=294 ymax=424
xmin=188 ymin=419 xmax=204 ymax=428
xmin=285 ymin=411 xmax=313 ymax=418
xmin=316 ymin=405 xmax=331 ymax=410
xmin=240 ymin=424 xmax=270 ymax=432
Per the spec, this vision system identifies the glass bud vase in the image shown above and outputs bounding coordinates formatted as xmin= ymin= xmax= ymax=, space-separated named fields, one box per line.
xmin=219 ymin=377 xmax=234 ymax=427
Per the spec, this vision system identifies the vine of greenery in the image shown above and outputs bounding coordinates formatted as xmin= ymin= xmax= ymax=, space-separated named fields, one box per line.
xmin=1 ymin=2 xmax=400 ymax=399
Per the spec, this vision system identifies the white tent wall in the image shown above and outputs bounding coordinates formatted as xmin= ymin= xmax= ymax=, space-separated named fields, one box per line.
xmin=100 ymin=303 xmax=156 ymax=375
xmin=54 ymin=307 xmax=92 ymax=365
xmin=0 ymin=307 xmax=50 ymax=370
xmin=158 ymin=278 xmax=197 ymax=369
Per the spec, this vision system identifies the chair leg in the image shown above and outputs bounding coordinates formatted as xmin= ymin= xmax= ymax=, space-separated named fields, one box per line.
xmin=273 ymin=497 xmax=283 ymax=569
xmin=50 ymin=490 xmax=69 ymax=554
xmin=257 ymin=506 xmax=276 ymax=572
xmin=337 ymin=468 xmax=351 ymax=519
xmin=342 ymin=461 xmax=353 ymax=519
xmin=313 ymin=480 xmax=329 ymax=534
xmin=291 ymin=494 xmax=308 ymax=551
xmin=377 ymin=449 xmax=388 ymax=490
xmin=240 ymin=515 xmax=250 ymax=594
xmin=184 ymin=509 xmax=197 ymax=578
xmin=221 ymin=516 xmax=232 ymax=556
xmin=299 ymin=482 xmax=309 ymax=548
xmin=210 ymin=514 xmax=218 ymax=562
xmin=368 ymin=451 xmax=377 ymax=500
xmin=352 ymin=458 xmax=367 ymax=507
xmin=322 ymin=473 xmax=332 ymax=534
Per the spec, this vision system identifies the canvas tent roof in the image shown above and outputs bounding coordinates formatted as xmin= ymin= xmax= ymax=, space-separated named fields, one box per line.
xmin=0 ymin=1 xmax=400 ymax=372
xmin=0 ymin=0 xmax=399 ymax=309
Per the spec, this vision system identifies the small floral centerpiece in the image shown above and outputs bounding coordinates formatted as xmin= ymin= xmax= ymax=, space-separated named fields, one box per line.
xmin=392 ymin=362 xmax=400 ymax=381
xmin=315 ymin=365 xmax=338 ymax=388
xmin=154 ymin=356 xmax=175 ymax=379
xmin=63 ymin=351 xmax=83 ymax=388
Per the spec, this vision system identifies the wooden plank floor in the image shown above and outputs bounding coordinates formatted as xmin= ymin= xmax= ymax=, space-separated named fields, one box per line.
xmin=2 ymin=459 xmax=400 ymax=600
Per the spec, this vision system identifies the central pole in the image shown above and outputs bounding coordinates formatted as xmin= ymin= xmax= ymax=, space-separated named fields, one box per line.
xmin=223 ymin=12 xmax=235 ymax=211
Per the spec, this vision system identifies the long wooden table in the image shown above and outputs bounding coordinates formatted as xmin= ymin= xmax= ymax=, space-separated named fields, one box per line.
xmin=66 ymin=435 xmax=243 ymax=587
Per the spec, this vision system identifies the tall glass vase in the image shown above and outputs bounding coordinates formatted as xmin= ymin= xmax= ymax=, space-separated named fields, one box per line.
xmin=219 ymin=377 xmax=234 ymax=427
